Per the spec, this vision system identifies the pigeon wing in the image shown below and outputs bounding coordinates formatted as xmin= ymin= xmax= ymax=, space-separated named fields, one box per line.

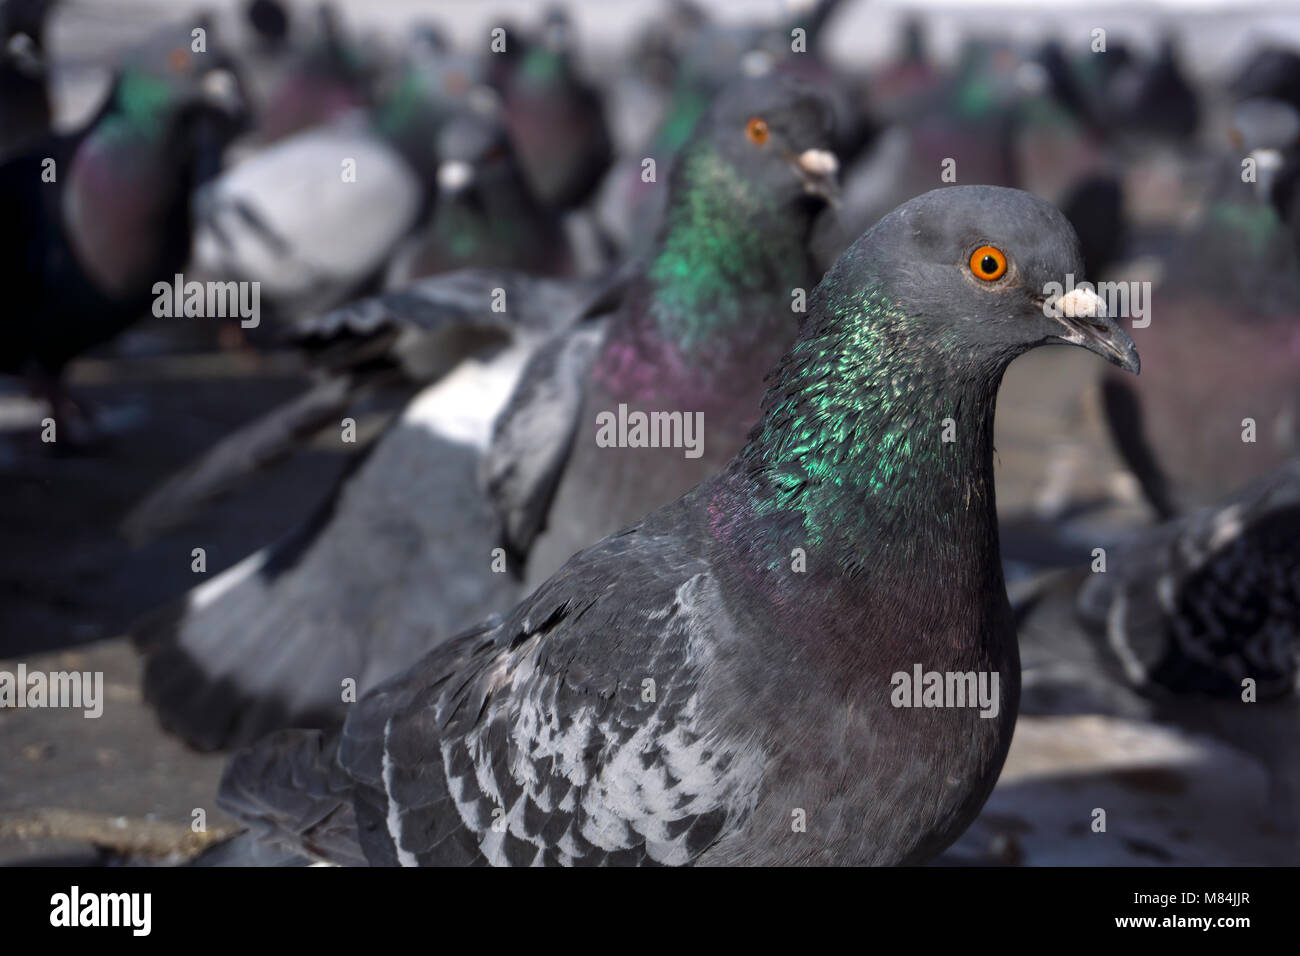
xmin=337 ymin=527 xmax=766 ymax=866
xmin=1080 ymin=459 xmax=1300 ymax=698
xmin=482 ymin=322 xmax=606 ymax=559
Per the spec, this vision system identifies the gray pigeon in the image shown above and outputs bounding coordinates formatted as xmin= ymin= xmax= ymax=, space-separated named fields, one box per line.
xmin=127 ymin=267 xmax=620 ymax=752
xmin=1099 ymin=98 xmax=1300 ymax=518
xmin=121 ymin=267 xmax=616 ymax=545
xmin=217 ymin=185 xmax=1139 ymax=866
xmin=1018 ymin=457 xmax=1300 ymax=836
xmin=132 ymin=76 xmax=841 ymax=753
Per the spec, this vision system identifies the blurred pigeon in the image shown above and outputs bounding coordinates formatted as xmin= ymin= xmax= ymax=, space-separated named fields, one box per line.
xmin=192 ymin=117 xmax=425 ymax=322
xmin=1017 ymin=457 xmax=1300 ymax=834
xmin=595 ymin=0 xmax=854 ymax=254
xmin=131 ymin=76 xmax=839 ymax=752
xmin=769 ymin=0 xmax=874 ymax=165
xmin=122 ymin=267 xmax=622 ymax=544
xmin=1107 ymin=35 xmax=1199 ymax=142
xmin=1235 ymin=98 xmax=1300 ymax=256
xmin=192 ymin=53 xmax=504 ymax=320
xmin=1229 ymin=44 xmax=1300 ymax=115
xmin=490 ymin=7 xmax=612 ymax=212
xmin=1029 ymin=39 xmax=1106 ymax=139
xmin=386 ymin=103 xmax=573 ymax=285
xmin=1012 ymin=41 xmax=1116 ymax=206
xmin=1058 ymin=172 xmax=1125 ymax=280
xmin=255 ymin=3 xmax=374 ymax=143
xmin=865 ymin=15 xmax=941 ymax=113
xmin=0 ymin=22 xmax=248 ymax=425
xmin=217 ymin=185 xmax=1139 ymax=866
xmin=0 ymin=0 xmax=53 ymax=159
xmin=1100 ymin=99 xmax=1300 ymax=517
xmin=246 ymin=0 xmax=290 ymax=52
xmin=511 ymin=77 xmax=839 ymax=581
xmin=835 ymin=39 xmax=1027 ymax=244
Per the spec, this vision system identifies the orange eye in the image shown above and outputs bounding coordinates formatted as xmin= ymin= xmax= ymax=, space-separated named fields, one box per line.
xmin=969 ymin=245 xmax=1007 ymax=281
xmin=745 ymin=117 xmax=769 ymax=145
xmin=444 ymin=71 xmax=469 ymax=96
xmin=168 ymin=47 xmax=190 ymax=73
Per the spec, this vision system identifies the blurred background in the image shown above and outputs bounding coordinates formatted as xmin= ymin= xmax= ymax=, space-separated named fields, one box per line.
xmin=2 ymin=0 xmax=1299 ymax=866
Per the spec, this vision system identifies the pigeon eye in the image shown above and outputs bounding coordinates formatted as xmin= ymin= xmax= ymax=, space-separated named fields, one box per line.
xmin=969 ymin=245 xmax=1008 ymax=281
xmin=168 ymin=46 xmax=190 ymax=73
xmin=746 ymin=117 xmax=770 ymax=146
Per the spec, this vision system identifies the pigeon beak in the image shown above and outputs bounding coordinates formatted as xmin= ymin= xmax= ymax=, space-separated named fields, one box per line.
xmin=791 ymin=148 xmax=840 ymax=205
xmin=201 ymin=68 xmax=247 ymax=120
xmin=1047 ymin=287 xmax=1140 ymax=374
xmin=438 ymin=160 xmax=475 ymax=195
xmin=1250 ymin=147 xmax=1283 ymax=197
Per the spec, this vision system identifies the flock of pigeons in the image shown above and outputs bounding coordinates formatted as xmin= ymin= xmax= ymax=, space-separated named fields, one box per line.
xmin=5 ymin=0 xmax=1300 ymax=866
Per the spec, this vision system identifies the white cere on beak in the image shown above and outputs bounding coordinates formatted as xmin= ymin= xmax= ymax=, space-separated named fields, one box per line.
xmin=201 ymin=69 xmax=240 ymax=110
xmin=1251 ymin=148 xmax=1284 ymax=194
xmin=792 ymin=149 xmax=840 ymax=203
xmin=438 ymin=160 xmax=474 ymax=193
xmin=1251 ymin=147 xmax=1283 ymax=173
xmin=1059 ymin=287 xmax=1107 ymax=319
xmin=796 ymin=148 xmax=839 ymax=180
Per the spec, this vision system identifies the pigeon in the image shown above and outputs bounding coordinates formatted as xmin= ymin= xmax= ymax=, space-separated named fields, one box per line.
xmin=835 ymin=39 xmax=1027 ymax=248
xmin=520 ymin=76 xmax=839 ymax=583
xmin=217 ymin=184 xmax=1139 ymax=866
xmin=489 ymin=7 xmax=612 ymax=212
xmin=1229 ymin=44 xmax=1300 ymax=115
xmin=191 ymin=49 xmax=491 ymax=321
xmin=254 ymin=3 xmax=374 ymax=144
xmin=0 ymin=0 xmax=53 ymax=159
xmin=1099 ymin=99 xmax=1300 ymax=517
xmin=1058 ymin=172 xmax=1125 ymax=280
xmin=0 ymin=22 xmax=248 ymax=422
xmin=865 ymin=16 xmax=942 ymax=113
xmin=130 ymin=76 xmax=840 ymax=752
xmin=385 ymin=102 xmax=574 ymax=285
xmin=1016 ymin=457 xmax=1300 ymax=834
xmin=1106 ymin=35 xmax=1200 ymax=143
xmin=121 ymin=267 xmax=623 ymax=544
xmin=126 ymin=265 xmax=628 ymax=752
xmin=1236 ymin=98 xmax=1300 ymax=257
xmin=594 ymin=0 xmax=855 ymax=256
xmin=246 ymin=0 xmax=290 ymax=53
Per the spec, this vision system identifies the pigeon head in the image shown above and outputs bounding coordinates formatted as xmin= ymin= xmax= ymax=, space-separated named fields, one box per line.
xmin=737 ymin=187 xmax=1138 ymax=553
xmin=1229 ymin=98 xmax=1300 ymax=218
xmin=103 ymin=22 xmax=250 ymax=174
xmin=371 ymin=52 xmax=478 ymax=181
xmin=593 ymin=78 xmax=839 ymax=403
xmin=2 ymin=0 xmax=52 ymax=68
xmin=118 ymin=21 xmax=247 ymax=111
xmin=61 ymin=25 xmax=249 ymax=297
xmin=823 ymin=185 xmax=1139 ymax=374
xmin=434 ymin=102 xmax=524 ymax=203
xmin=686 ymin=74 xmax=839 ymax=210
